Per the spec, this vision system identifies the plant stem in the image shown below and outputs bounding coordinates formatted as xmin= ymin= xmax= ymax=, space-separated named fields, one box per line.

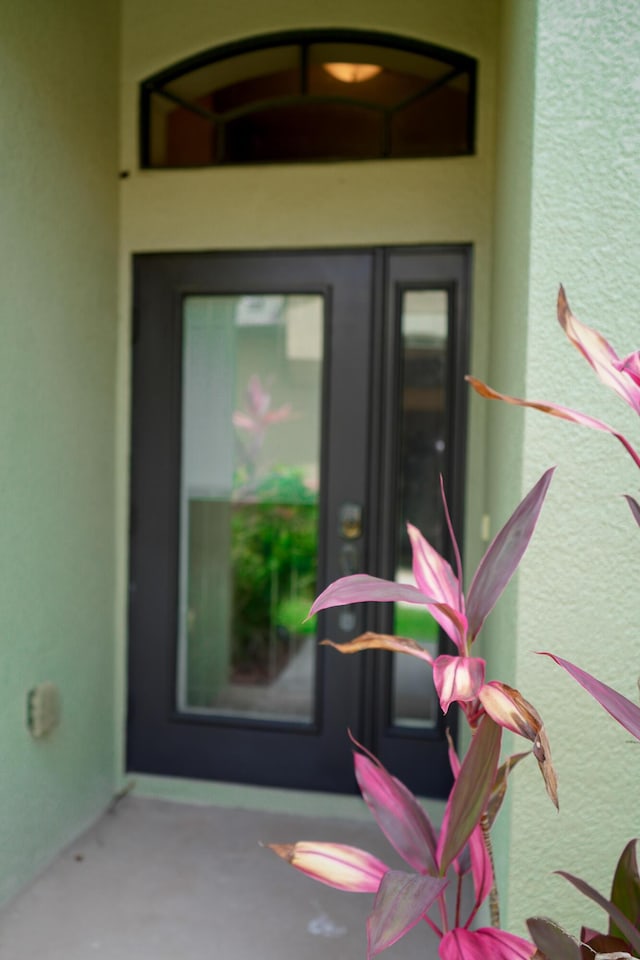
xmin=454 ymin=871 xmax=463 ymax=929
xmin=437 ymin=891 xmax=449 ymax=934
xmin=423 ymin=913 xmax=443 ymax=938
xmin=480 ymin=812 xmax=500 ymax=928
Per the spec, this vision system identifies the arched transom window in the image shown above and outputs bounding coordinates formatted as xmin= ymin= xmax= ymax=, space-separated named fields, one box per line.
xmin=141 ymin=30 xmax=476 ymax=167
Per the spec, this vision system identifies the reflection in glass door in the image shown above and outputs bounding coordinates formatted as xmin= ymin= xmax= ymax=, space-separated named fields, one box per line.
xmin=178 ymin=295 xmax=323 ymax=721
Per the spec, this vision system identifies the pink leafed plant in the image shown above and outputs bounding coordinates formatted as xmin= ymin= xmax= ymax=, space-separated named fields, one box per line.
xmin=268 ymin=468 xmax=560 ymax=958
xmin=269 ymin=721 xmax=536 ymax=959
xmin=232 ymin=374 xmax=294 ymax=489
xmin=468 ymin=287 xmax=640 ymax=958
xmin=265 ymin=288 xmax=640 ymax=959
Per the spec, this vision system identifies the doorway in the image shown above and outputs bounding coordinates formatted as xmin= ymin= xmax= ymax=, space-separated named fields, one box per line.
xmin=127 ymin=246 xmax=470 ymax=796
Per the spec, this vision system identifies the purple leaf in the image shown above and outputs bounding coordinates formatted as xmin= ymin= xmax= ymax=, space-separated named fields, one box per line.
xmin=624 ymin=495 xmax=640 ymax=527
xmin=466 ymin=469 xmax=555 ymax=642
xmin=610 ymin=840 xmax=640 ymax=940
xmin=556 ymin=871 xmax=640 ymax=956
xmin=439 ymin=927 xmax=536 ymax=959
xmin=485 ymin=751 xmax=530 ymax=829
xmin=309 ymin=574 xmax=467 ymax=638
xmin=446 ymin=733 xmax=494 ymax=915
xmin=436 ymin=715 xmax=502 ymax=876
xmin=580 ymin=926 xmax=635 ymax=955
xmin=366 ymin=871 xmax=447 ymax=958
xmin=526 ymin=917 xmax=581 ymax=959
xmin=353 ymin=746 xmax=438 ymax=875
xmin=539 ymin=653 xmax=640 ymax=742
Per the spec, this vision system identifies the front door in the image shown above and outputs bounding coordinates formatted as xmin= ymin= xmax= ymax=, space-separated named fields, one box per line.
xmin=127 ymin=246 xmax=470 ymax=796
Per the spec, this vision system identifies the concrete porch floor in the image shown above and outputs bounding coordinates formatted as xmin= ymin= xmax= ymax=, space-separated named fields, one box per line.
xmin=0 ymin=795 xmax=451 ymax=959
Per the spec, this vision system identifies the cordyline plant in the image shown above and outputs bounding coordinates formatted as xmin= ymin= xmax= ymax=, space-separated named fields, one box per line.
xmin=268 ymin=463 xmax=559 ymax=958
xmin=232 ymin=373 xmax=293 ymax=492
xmin=468 ymin=287 xmax=640 ymax=959
xmin=266 ymin=287 xmax=640 ymax=959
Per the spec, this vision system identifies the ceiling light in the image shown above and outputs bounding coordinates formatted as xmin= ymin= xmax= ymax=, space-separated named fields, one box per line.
xmin=323 ymin=63 xmax=382 ymax=83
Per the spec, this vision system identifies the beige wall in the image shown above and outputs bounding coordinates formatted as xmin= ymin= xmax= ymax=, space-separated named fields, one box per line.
xmin=0 ymin=0 xmax=120 ymax=905
xmin=116 ymin=0 xmax=502 ymax=786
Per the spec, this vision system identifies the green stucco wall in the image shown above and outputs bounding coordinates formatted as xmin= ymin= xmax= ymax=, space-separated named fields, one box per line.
xmin=489 ymin=0 xmax=640 ymax=935
xmin=480 ymin=0 xmax=538 ymax=926
xmin=0 ymin=0 xmax=120 ymax=904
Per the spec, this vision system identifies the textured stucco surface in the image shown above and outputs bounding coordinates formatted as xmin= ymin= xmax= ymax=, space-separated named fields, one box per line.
xmin=490 ymin=0 xmax=640 ymax=935
xmin=478 ymin=0 xmax=537 ymax=921
xmin=0 ymin=0 xmax=120 ymax=904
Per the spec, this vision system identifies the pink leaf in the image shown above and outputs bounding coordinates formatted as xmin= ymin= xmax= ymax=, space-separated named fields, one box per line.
xmin=232 ymin=411 xmax=258 ymax=431
xmin=465 ymin=469 xmax=555 ymax=643
xmin=407 ymin=523 xmax=464 ymax=647
xmin=437 ymin=715 xmax=501 ymax=876
xmin=263 ymin=403 xmax=294 ymax=425
xmin=439 ymin=927 xmax=536 ymax=959
xmin=557 ymin=285 xmax=640 ymax=414
xmin=539 ymin=653 xmax=640 ymax=742
xmin=466 ymin=824 xmax=494 ymax=919
xmin=367 ymin=871 xmax=448 ymax=958
xmin=353 ymin=748 xmax=438 ymax=874
xmin=466 ymin=377 xmax=640 ymax=470
xmin=309 ymin=574 xmax=467 ymax=639
xmin=267 ymin=841 xmax=388 ymax=892
xmin=616 ymin=349 xmax=640 ymax=387
xmin=433 ymin=656 xmax=486 ymax=714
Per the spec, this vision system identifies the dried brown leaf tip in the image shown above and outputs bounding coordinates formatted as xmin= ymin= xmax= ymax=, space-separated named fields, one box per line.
xmin=321 ymin=632 xmax=433 ymax=662
xmin=479 ymin=681 xmax=559 ymax=809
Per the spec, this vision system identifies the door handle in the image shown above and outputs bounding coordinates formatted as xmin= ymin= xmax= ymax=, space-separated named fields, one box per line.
xmin=338 ymin=502 xmax=363 ymax=540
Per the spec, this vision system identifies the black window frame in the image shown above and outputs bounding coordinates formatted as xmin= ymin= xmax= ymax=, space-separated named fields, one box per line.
xmin=140 ymin=28 xmax=477 ymax=169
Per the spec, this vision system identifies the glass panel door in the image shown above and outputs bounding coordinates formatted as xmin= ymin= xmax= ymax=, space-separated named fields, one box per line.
xmin=128 ymin=250 xmax=375 ymax=793
xmin=127 ymin=247 xmax=470 ymax=796
xmin=178 ymin=294 xmax=323 ymax=722
xmin=392 ymin=289 xmax=448 ymax=728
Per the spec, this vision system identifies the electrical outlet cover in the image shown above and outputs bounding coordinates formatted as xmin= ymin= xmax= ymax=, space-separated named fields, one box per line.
xmin=27 ymin=682 xmax=61 ymax=738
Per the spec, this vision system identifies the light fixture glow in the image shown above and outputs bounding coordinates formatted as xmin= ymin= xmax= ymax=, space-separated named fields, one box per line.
xmin=323 ymin=62 xmax=382 ymax=83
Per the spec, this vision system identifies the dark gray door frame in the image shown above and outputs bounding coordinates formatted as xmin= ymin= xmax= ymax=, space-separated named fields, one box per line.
xmin=127 ymin=246 xmax=471 ymax=796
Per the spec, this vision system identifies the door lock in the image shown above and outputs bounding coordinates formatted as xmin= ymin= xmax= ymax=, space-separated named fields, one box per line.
xmin=338 ymin=502 xmax=363 ymax=540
